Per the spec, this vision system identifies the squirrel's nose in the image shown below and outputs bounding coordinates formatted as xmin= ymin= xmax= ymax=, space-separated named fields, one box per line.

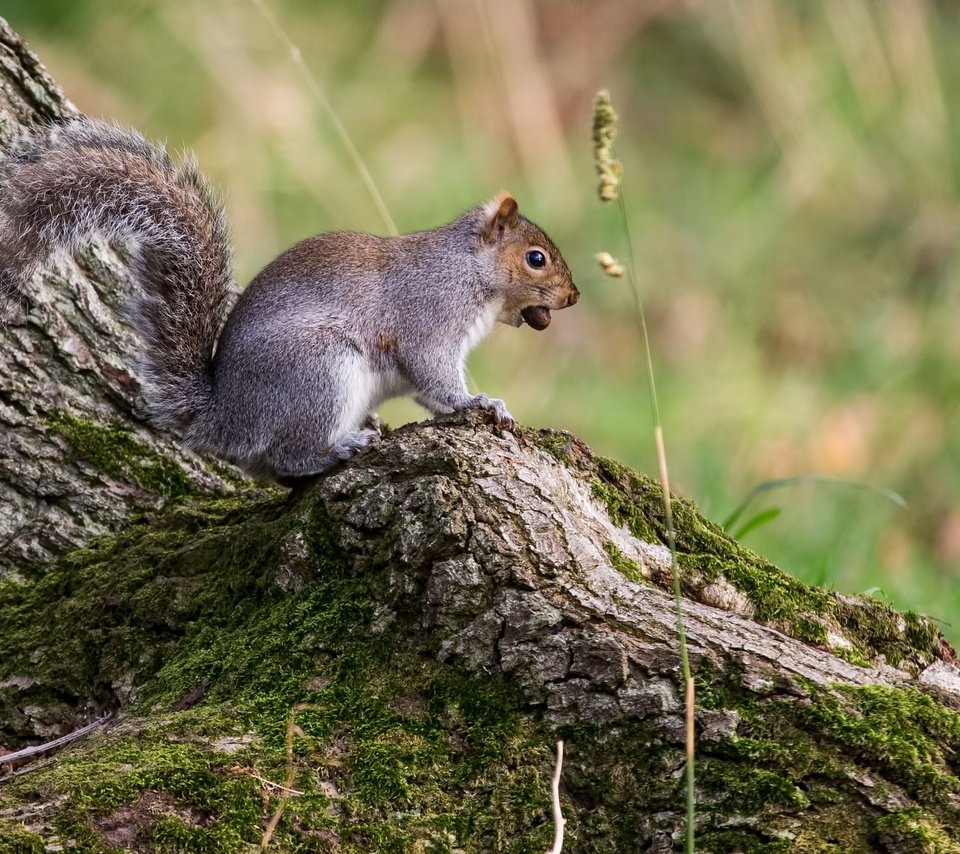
xmin=565 ymin=287 xmax=580 ymax=307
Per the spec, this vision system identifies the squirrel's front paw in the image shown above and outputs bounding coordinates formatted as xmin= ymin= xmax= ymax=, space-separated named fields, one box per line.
xmin=469 ymin=394 xmax=516 ymax=430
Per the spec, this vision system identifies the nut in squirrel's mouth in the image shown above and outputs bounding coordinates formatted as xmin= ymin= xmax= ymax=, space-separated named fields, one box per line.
xmin=520 ymin=306 xmax=551 ymax=330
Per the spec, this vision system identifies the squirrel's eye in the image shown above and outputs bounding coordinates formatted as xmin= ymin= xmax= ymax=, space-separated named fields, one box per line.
xmin=525 ymin=249 xmax=547 ymax=269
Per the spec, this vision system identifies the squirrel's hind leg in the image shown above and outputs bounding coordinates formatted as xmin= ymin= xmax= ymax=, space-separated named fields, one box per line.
xmin=271 ymin=428 xmax=380 ymax=486
xmin=322 ymin=428 xmax=380 ymax=468
xmin=229 ymin=331 xmax=382 ymax=485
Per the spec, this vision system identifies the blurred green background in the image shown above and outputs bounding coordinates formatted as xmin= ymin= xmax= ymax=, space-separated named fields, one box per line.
xmin=3 ymin=0 xmax=958 ymax=640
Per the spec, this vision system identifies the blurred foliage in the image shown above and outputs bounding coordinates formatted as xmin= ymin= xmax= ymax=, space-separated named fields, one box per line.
xmin=3 ymin=0 xmax=958 ymax=639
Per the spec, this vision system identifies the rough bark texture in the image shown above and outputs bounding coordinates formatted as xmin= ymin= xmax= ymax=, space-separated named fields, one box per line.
xmin=3 ymin=17 xmax=960 ymax=854
xmin=2 ymin=415 xmax=960 ymax=851
xmin=0 ymin=17 xmax=237 ymax=581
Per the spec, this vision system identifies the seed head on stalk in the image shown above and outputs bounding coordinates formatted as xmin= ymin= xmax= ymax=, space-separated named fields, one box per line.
xmin=595 ymin=251 xmax=625 ymax=278
xmin=592 ymin=89 xmax=622 ymax=203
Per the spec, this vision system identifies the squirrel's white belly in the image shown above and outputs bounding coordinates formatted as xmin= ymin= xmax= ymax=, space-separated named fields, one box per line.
xmin=371 ymin=368 xmax=411 ymax=406
xmin=460 ymin=299 xmax=502 ymax=360
xmin=330 ymin=354 xmax=411 ymax=438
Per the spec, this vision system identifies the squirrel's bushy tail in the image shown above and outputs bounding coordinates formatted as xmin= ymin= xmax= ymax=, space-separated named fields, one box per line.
xmin=0 ymin=118 xmax=234 ymax=429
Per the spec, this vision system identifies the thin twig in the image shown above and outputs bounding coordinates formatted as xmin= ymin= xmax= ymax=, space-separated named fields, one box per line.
xmin=228 ymin=765 xmax=305 ymax=796
xmin=251 ymin=773 xmax=305 ymax=797
xmin=546 ymin=740 xmax=566 ymax=854
xmin=0 ymin=715 xmax=111 ymax=768
xmin=0 ymin=756 xmax=56 ymax=782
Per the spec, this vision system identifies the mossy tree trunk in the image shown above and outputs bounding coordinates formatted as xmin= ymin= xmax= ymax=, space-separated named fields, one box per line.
xmin=0 ymin=17 xmax=237 ymax=580
xmin=3 ymin=16 xmax=960 ymax=854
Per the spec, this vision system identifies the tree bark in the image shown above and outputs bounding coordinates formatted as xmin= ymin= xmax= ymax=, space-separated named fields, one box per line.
xmin=0 ymin=17 xmax=237 ymax=581
xmin=2 ymin=17 xmax=960 ymax=853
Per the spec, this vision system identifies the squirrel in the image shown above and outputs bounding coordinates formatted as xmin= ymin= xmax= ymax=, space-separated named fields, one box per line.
xmin=0 ymin=118 xmax=579 ymax=484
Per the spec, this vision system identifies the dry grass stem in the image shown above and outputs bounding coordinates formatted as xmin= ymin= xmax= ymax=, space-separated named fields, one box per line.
xmin=260 ymin=702 xmax=322 ymax=852
xmin=228 ymin=765 xmax=305 ymax=797
xmin=546 ymin=740 xmax=566 ymax=854
xmin=248 ymin=0 xmax=398 ymax=236
xmin=595 ymin=87 xmax=695 ymax=852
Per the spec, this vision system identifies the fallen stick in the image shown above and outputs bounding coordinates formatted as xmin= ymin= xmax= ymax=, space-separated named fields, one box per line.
xmin=0 ymin=715 xmax=112 ymax=774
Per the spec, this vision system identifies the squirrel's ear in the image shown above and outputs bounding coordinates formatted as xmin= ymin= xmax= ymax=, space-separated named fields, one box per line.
xmin=480 ymin=191 xmax=520 ymax=242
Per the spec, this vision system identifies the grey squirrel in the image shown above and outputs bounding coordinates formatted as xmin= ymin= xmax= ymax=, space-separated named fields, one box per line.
xmin=0 ymin=118 xmax=579 ymax=484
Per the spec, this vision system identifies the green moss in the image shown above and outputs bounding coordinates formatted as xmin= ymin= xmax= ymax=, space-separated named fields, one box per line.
xmin=4 ymin=431 xmax=960 ymax=850
xmin=144 ymin=580 xmax=562 ymax=849
xmin=602 ymin=540 xmax=646 ymax=584
xmin=0 ymin=824 xmax=46 ymax=853
xmin=6 ymin=618 xmax=562 ymax=851
xmin=833 ymin=598 xmax=941 ymax=669
xmin=832 ymin=645 xmax=873 ymax=668
xmin=688 ymin=663 xmax=960 ymax=846
xmin=590 ymin=456 xmax=662 ymax=544
xmin=530 ymin=428 xmax=577 ymax=465
xmin=0 ymin=490 xmax=289 ymax=731
xmin=875 ymin=808 xmax=960 ymax=853
xmin=798 ymin=685 xmax=960 ymax=803
xmin=694 ymin=830 xmax=792 ymax=853
xmin=581 ymin=451 xmax=949 ymax=671
xmin=6 ymin=729 xmax=263 ymax=852
xmin=700 ymin=761 xmax=809 ymax=812
xmin=47 ymin=411 xmax=197 ymax=498
xmin=787 ymin=805 xmax=876 ymax=852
